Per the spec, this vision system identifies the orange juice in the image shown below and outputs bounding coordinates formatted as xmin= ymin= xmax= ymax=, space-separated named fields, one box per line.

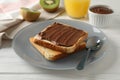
xmin=64 ymin=0 xmax=90 ymax=18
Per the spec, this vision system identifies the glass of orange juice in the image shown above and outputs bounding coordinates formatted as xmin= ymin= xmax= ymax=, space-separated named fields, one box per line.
xmin=64 ymin=0 xmax=90 ymax=18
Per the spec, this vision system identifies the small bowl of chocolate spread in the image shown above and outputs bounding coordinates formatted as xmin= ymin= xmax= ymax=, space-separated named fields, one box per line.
xmin=88 ymin=5 xmax=114 ymax=27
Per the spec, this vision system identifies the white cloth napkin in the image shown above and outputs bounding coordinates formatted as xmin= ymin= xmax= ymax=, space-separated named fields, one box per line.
xmin=0 ymin=3 xmax=64 ymax=47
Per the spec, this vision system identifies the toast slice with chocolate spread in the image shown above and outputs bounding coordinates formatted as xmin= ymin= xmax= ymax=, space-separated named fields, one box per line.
xmin=33 ymin=22 xmax=88 ymax=54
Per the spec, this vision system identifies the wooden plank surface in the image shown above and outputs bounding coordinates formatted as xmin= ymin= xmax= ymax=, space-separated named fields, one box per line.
xmin=0 ymin=0 xmax=120 ymax=80
xmin=0 ymin=17 xmax=120 ymax=76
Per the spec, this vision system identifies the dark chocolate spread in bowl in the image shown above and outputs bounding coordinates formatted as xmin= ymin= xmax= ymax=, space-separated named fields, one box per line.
xmin=90 ymin=5 xmax=113 ymax=14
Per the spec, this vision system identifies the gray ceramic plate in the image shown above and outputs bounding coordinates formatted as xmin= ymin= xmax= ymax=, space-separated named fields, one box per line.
xmin=12 ymin=19 xmax=108 ymax=70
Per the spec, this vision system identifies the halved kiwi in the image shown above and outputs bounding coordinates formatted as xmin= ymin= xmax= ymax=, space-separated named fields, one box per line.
xmin=40 ymin=0 xmax=60 ymax=13
xmin=20 ymin=7 xmax=41 ymax=22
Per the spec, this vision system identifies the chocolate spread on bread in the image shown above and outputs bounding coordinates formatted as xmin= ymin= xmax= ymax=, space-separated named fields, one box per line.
xmin=39 ymin=22 xmax=85 ymax=47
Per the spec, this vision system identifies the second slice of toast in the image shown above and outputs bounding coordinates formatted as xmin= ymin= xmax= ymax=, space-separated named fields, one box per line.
xmin=30 ymin=38 xmax=86 ymax=61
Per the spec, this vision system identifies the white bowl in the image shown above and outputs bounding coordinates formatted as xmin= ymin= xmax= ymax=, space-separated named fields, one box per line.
xmin=88 ymin=5 xmax=114 ymax=27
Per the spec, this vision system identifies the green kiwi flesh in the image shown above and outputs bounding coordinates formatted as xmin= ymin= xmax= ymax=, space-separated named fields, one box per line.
xmin=40 ymin=0 xmax=60 ymax=13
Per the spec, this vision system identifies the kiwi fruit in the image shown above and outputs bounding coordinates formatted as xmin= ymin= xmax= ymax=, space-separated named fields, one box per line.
xmin=20 ymin=7 xmax=41 ymax=22
xmin=40 ymin=0 xmax=60 ymax=13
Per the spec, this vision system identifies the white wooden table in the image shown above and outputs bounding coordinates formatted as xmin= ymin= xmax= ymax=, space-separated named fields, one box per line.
xmin=0 ymin=0 xmax=120 ymax=80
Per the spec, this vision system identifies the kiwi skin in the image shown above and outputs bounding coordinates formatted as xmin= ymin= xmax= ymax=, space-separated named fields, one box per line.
xmin=43 ymin=6 xmax=59 ymax=13
xmin=20 ymin=7 xmax=41 ymax=22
